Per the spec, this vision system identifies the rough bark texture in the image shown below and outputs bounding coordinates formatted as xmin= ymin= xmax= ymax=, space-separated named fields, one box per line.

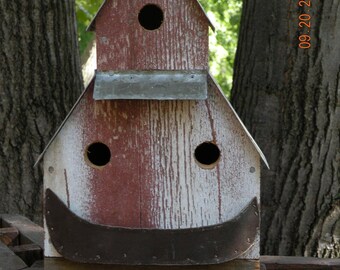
xmin=0 ymin=0 xmax=83 ymax=224
xmin=231 ymin=0 xmax=340 ymax=258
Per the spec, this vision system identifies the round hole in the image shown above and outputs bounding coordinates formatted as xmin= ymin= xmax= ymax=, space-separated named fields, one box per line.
xmin=85 ymin=142 xmax=111 ymax=168
xmin=194 ymin=142 xmax=221 ymax=169
xmin=138 ymin=4 xmax=164 ymax=30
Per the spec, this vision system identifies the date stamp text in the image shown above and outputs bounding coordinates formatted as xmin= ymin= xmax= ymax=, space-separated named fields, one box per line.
xmin=298 ymin=0 xmax=312 ymax=49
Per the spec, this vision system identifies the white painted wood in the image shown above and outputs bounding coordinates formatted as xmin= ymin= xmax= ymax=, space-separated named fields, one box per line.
xmin=44 ymin=106 xmax=94 ymax=257
xmin=146 ymin=77 xmax=260 ymax=258
xmin=43 ymin=76 xmax=261 ymax=259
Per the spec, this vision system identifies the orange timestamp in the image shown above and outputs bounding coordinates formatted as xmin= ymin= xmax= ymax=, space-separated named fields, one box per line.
xmin=298 ymin=0 xmax=312 ymax=49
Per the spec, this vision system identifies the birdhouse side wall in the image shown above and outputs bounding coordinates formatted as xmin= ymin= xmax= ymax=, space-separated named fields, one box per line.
xmin=95 ymin=0 xmax=209 ymax=71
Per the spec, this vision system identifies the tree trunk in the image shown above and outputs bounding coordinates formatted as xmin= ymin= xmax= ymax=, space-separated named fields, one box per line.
xmin=231 ymin=0 xmax=339 ymax=258
xmin=0 ymin=0 xmax=83 ymax=224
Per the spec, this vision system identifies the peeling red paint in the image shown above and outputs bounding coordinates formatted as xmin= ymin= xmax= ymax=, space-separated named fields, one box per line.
xmin=44 ymin=75 xmax=262 ymax=259
xmin=60 ymin=78 xmax=261 ymax=231
xmin=95 ymin=0 xmax=209 ymax=71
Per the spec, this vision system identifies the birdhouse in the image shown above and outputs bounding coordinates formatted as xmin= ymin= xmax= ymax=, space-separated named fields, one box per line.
xmin=37 ymin=0 xmax=268 ymax=266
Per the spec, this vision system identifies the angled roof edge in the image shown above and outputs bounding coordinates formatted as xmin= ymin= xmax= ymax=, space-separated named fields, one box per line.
xmin=208 ymin=73 xmax=270 ymax=169
xmin=87 ymin=0 xmax=215 ymax=32
xmin=193 ymin=0 xmax=215 ymax=31
xmin=86 ymin=0 xmax=108 ymax=32
xmin=34 ymin=76 xmax=95 ymax=167
xmin=35 ymin=73 xmax=269 ymax=169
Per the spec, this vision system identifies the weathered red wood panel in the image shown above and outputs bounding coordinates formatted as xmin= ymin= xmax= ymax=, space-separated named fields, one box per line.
xmin=82 ymin=91 xmax=153 ymax=227
xmin=44 ymin=77 xmax=260 ymax=239
xmin=95 ymin=0 xmax=209 ymax=71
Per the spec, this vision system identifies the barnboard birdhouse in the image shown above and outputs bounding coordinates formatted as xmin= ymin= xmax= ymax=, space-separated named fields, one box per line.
xmin=37 ymin=0 xmax=268 ymax=266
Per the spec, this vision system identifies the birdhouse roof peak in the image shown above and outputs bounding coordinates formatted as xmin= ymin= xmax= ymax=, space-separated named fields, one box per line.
xmin=87 ymin=0 xmax=215 ymax=32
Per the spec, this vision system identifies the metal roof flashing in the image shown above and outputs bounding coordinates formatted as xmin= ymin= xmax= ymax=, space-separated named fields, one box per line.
xmin=87 ymin=0 xmax=215 ymax=32
xmin=93 ymin=70 xmax=208 ymax=100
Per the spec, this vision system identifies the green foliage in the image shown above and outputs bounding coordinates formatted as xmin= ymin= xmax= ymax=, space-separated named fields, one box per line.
xmin=76 ymin=0 xmax=101 ymax=54
xmin=75 ymin=0 xmax=242 ymax=95
xmin=199 ymin=0 xmax=242 ymax=96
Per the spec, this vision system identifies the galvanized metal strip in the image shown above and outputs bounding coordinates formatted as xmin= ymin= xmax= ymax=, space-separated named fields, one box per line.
xmin=93 ymin=71 xmax=208 ymax=100
xmin=45 ymin=189 xmax=259 ymax=266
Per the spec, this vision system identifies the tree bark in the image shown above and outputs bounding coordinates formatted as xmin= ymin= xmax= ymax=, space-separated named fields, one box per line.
xmin=0 ymin=0 xmax=83 ymax=224
xmin=231 ymin=0 xmax=339 ymax=258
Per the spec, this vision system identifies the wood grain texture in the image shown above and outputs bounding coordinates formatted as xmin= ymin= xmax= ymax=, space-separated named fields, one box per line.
xmin=95 ymin=0 xmax=209 ymax=71
xmin=0 ymin=227 xmax=19 ymax=246
xmin=44 ymin=76 xmax=260 ymax=259
xmin=1 ymin=214 xmax=44 ymax=249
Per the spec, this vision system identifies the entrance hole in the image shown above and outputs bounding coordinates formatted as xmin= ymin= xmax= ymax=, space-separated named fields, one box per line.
xmin=194 ymin=142 xmax=221 ymax=169
xmin=138 ymin=4 xmax=164 ymax=30
xmin=85 ymin=142 xmax=111 ymax=168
